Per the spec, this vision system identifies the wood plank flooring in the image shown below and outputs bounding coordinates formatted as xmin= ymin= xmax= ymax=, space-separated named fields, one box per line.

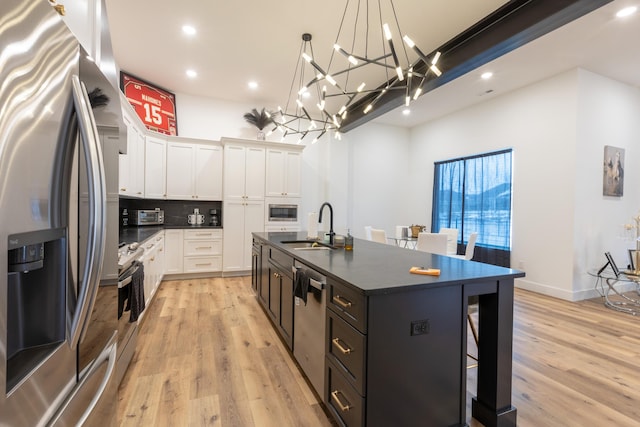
xmin=118 ymin=277 xmax=640 ymax=427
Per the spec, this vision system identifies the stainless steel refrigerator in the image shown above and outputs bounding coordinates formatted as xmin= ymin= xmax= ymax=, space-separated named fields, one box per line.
xmin=1 ymin=0 xmax=121 ymax=425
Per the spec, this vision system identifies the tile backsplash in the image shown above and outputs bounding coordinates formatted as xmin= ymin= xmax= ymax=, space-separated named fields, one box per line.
xmin=119 ymin=198 xmax=222 ymax=228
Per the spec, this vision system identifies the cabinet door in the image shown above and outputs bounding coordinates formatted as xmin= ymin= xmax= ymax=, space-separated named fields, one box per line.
xmin=279 ymin=273 xmax=294 ymax=349
xmin=265 ymin=149 xmax=285 ymax=197
xmin=223 ymin=145 xmax=247 ymax=200
xmin=164 ymin=229 xmax=184 ymax=274
xmin=194 ymin=144 xmax=222 ymax=200
xmin=243 ymin=201 xmax=265 ymax=269
xmin=244 ymin=147 xmax=266 ymax=200
xmin=267 ymin=262 xmax=280 ymax=323
xmin=133 ymin=130 xmax=146 ymax=196
xmin=284 ymin=150 xmax=301 ymax=197
xmin=144 ymin=135 xmax=167 ymax=199
xmin=222 ymin=201 xmax=246 ymax=272
xmin=166 ymin=142 xmax=195 ymax=199
xmin=119 ymin=118 xmax=144 ymax=197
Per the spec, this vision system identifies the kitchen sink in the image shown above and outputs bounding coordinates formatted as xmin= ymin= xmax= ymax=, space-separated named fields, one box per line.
xmin=280 ymin=240 xmax=334 ymax=251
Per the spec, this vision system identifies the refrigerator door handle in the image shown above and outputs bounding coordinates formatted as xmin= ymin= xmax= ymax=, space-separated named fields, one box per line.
xmin=47 ymin=333 xmax=117 ymax=426
xmin=67 ymin=74 xmax=107 ymax=350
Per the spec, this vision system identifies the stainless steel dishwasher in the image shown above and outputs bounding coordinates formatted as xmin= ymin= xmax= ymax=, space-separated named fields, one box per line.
xmin=293 ymin=260 xmax=326 ymax=399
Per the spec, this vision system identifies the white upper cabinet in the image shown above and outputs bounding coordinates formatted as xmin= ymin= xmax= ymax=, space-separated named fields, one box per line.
xmin=166 ymin=140 xmax=223 ymax=200
xmin=223 ymin=143 xmax=265 ymax=200
xmin=165 ymin=142 xmax=194 ymax=199
xmin=194 ymin=145 xmax=223 ymax=200
xmin=144 ymin=135 xmax=167 ymax=199
xmin=265 ymin=148 xmax=302 ymax=198
xmin=119 ymin=112 xmax=145 ymax=198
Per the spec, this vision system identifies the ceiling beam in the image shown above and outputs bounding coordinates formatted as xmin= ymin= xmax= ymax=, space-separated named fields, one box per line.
xmin=340 ymin=0 xmax=613 ymax=132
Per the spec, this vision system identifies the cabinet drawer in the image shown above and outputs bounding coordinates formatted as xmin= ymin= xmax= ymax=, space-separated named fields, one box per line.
xmin=328 ymin=279 xmax=367 ymax=333
xmin=268 ymin=247 xmax=293 ymax=277
xmin=183 ymin=229 xmax=222 ymax=240
xmin=183 ymin=256 xmax=221 ymax=273
xmin=183 ymin=239 xmax=221 ymax=256
xmin=326 ymin=358 xmax=365 ymax=427
xmin=326 ymin=310 xmax=367 ymax=395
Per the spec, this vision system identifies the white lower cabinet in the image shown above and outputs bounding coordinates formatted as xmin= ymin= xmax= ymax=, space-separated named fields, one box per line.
xmin=141 ymin=232 xmax=165 ymax=312
xmin=183 ymin=229 xmax=222 ymax=273
xmin=164 ymin=229 xmax=184 ymax=274
xmin=163 ymin=228 xmax=222 ymax=275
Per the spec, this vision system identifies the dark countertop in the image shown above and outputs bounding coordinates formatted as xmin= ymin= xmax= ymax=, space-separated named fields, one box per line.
xmin=120 ymin=225 xmax=222 ymax=246
xmin=253 ymin=231 xmax=525 ymax=295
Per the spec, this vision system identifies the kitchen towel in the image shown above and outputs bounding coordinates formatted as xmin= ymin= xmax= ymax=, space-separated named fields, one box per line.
xmin=125 ymin=261 xmax=146 ymax=322
xmin=307 ymin=212 xmax=318 ymax=239
xmin=294 ymin=268 xmax=310 ymax=305
xmin=294 ymin=267 xmax=324 ymax=305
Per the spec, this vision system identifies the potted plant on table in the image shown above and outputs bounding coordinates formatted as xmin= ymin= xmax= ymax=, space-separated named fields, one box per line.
xmin=243 ymin=108 xmax=273 ymax=140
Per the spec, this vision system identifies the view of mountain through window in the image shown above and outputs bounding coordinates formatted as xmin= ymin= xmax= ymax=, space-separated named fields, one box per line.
xmin=432 ymin=149 xmax=513 ymax=256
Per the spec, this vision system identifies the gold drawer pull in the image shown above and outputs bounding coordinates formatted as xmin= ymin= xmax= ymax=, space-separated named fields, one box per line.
xmin=332 ymin=338 xmax=352 ymax=354
xmin=196 ymin=246 xmax=212 ymax=250
xmin=333 ymin=295 xmax=352 ymax=308
xmin=195 ymin=263 xmax=212 ymax=266
xmin=331 ymin=390 xmax=352 ymax=412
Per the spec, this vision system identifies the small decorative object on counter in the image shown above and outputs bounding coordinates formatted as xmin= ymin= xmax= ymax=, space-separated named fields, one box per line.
xmin=410 ymin=224 xmax=426 ymax=238
xmin=345 ymin=230 xmax=353 ymax=251
xmin=334 ymin=235 xmax=345 ymax=248
xmin=188 ymin=208 xmax=205 ymax=225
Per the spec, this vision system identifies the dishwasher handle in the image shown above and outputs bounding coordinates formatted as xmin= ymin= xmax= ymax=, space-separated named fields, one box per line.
xmin=292 ymin=266 xmax=326 ymax=291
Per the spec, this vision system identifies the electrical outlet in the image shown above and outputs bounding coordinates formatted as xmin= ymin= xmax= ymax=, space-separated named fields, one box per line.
xmin=410 ymin=319 xmax=430 ymax=336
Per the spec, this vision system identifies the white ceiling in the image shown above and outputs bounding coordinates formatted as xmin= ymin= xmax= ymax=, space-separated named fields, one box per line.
xmin=104 ymin=0 xmax=640 ymax=130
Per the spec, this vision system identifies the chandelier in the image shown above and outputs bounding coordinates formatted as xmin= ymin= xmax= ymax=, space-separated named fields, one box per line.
xmin=271 ymin=0 xmax=443 ymax=144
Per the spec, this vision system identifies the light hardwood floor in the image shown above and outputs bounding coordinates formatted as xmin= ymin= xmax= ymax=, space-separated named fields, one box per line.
xmin=119 ymin=277 xmax=640 ymax=427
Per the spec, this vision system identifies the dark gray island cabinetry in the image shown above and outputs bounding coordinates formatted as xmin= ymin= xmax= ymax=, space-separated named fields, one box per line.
xmin=252 ymin=231 xmax=525 ymax=427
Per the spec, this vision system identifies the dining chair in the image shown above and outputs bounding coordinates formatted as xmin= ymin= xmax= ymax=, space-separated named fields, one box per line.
xmin=370 ymin=228 xmax=387 ymax=244
xmin=439 ymin=227 xmax=459 ymax=255
xmin=450 ymin=232 xmax=478 ymax=260
xmin=364 ymin=226 xmax=373 ymax=241
xmin=416 ymin=232 xmax=448 ymax=255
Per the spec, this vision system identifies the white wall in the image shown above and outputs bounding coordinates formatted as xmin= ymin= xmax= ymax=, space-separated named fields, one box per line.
xmin=409 ymin=68 xmax=640 ymax=300
xmin=573 ymin=69 xmax=640 ymax=298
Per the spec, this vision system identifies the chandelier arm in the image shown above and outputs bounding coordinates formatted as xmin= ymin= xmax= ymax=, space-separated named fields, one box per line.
xmin=389 ymin=0 xmax=411 ymax=64
xmin=377 ymin=0 xmax=391 ymax=83
xmin=284 ymin=39 xmax=306 ymax=115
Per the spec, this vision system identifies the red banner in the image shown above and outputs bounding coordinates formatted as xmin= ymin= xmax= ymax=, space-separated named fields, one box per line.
xmin=121 ymin=72 xmax=177 ymax=135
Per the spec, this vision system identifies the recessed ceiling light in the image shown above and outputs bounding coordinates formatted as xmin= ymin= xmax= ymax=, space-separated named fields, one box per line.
xmin=616 ymin=6 xmax=637 ymax=18
xmin=186 ymin=69 xmax=197 ymax=78
xmin=481 ymin=71 xmax=493 ymax=80
xmin=402 ymin=108 xmax=411 ymax=116
xmin=182 ymin=25 xmax=196 ymax=36
xmin=248 ymin=81 xmax=259 ymax=90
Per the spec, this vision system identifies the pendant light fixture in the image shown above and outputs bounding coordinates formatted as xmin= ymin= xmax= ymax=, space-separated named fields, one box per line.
xmin=273 ymin=0 xmax=443 ymax=143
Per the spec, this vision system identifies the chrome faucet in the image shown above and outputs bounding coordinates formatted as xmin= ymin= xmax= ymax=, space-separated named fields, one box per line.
xmin=318 ymin=202 xmax=334 ymax=245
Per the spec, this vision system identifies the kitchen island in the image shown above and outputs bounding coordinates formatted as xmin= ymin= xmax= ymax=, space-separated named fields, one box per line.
xmin=253 ymin=231 xmax=525 ymax=427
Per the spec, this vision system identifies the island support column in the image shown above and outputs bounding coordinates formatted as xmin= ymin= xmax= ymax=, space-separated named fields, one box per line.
xmin=471 ymin=278 xmax=517 ymax=427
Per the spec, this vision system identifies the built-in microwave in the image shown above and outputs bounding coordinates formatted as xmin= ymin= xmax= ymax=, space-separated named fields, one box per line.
xmin=267 ymin=202 xmax=298 ymax=222
xmin=130 ymin=209 xmax=164 ymax=226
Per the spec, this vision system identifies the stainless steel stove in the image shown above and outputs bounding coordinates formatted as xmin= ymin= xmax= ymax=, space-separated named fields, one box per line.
xmin=116 ymin=242 xmax=144 ymax=385
xmin=118 ymin=242 xmax=144 ymax=274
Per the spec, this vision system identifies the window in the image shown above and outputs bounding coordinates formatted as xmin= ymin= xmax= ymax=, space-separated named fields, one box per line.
xmin=432 ymin=149 xmax=512 ymax=266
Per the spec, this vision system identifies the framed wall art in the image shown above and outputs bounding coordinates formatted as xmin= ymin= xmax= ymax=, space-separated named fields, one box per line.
xmin=603 ymin=145 xmax=624 ymax=197
xmin=120 ymin=71 xmax=177 ymax=135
